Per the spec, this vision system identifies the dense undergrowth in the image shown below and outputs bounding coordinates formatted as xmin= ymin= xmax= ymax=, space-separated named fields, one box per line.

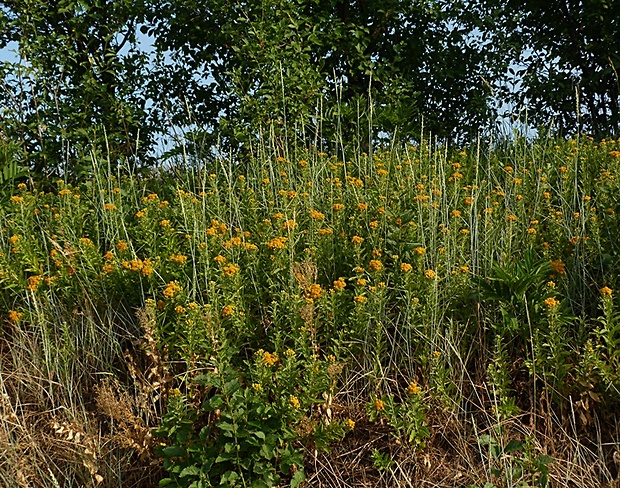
xmin=2 ymin=135 xmax=620 ymax=487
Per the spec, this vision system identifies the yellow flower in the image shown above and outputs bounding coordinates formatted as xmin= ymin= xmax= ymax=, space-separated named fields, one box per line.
xmin=221 ymin=304 xmax=234 ymax=317
xmin=289 ymin=395 xmax=301 ymax=409
xmin=169 ymin=253 xmax=188 ymax=265
xmin=332 ymin=203 xmax=345 ymax=211
xmin=266 ymin=237 xmax=287 ymax=250
xmin=450 ymin=209 xmax=462 ymax=218
xmin=102 ymin=263 xmax=115 ymax=274
xmin=282 ymin=219 xmax=297 ymax=231
xmin=27 ymin=275 xmax=43 ymax=292
xmin=357 ymin=278 xmax=367 ymax=287
xmin=374 ymin=398 xmax=385 ymax=411
xmin=369 ymin=220 xmax=379 ymax=229
xmin=104 ymin=203 xmax=117 ymax=211
xmin=544 ymin=297 xmax=560 ymax=308
xmin=163 ymin=281 xmax=182 ymax=299
xmin=223 ymin=263 xmax=240 ymax=277
xmin=369 ymin=260 xmax=383 ymax=272
xmin=407 ymin=382 xmax=420 ymax=395
xmin=160 ymin=220 xmax=170 ymax=227
xmin=601 ymin=286 xmax=613 ymax=296
xmin=425 ymin=269 xmax=436 ymax=279
xmin=354 ymin=295 xmax=367 ymax=304
xmin=8 ymin=310 xmax=23 ymax=323
xmin=309 ymin=209 xmax=325 ymax=220
xmin=116 ymin=240 xmax=128 ymax=252
xmin=550 ymin=260 xmax=566 ymax=275
xmin=318 ymin=227 xmax=333 ymax=236
xmin=333 ymin=277 xmax=346 ymax=291
xmin=136 ymin=209 xmax=146 ymax=218
xmin=10 ymin=195 xmax=24 ymax=204
xmin=351 ymin=235 xmax=364 ymax=245
xmin=141 ymin=259 xmax=154 ymax=277
xmin=345 ymin=418 xmax=355 ymax=430
xmin=357 ymin=203 xmax=368 ymax=211
xmin=400 ymin=262 xmax=413 ymax=272
xmin=261 ymin=351 xmax=279 ymax=366
xmin=175 ymin=305 xmax=186 ymax=314
xmin=526 ymin=227 xmax=537 ymax=235
xmin=306 ymin=283 xmax=323 ymax=300
xmin=507 ymin=214 xmax=517 ymax=222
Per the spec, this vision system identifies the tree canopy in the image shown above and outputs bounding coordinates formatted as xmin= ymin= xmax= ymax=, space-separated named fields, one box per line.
xmin=1 ymin=0 xmax=619 ymax=173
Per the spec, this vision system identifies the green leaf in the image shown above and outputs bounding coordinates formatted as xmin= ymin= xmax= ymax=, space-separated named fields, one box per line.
xmin=160 ymin=445 xmax=187 ymax=458
xmin=504 ymin=440 xmax=524 ymax=453
xmin=290 ymin=469 xmax=306 ymax=488
xmin=180 ymin=465 xmax=201 ymax=478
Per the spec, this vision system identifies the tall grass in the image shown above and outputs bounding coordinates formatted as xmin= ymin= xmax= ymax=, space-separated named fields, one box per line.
xmin=1 ymin=133 xmax=620 ymax=486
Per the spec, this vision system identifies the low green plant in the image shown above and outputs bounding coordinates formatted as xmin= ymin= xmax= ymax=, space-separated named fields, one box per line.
xmin=367 ymin=386 xmax=430 ymax=447
xmin=155 ymin=347 xmax=346 ymax=488
xmin=478 ymin=433 xmax=553 ymax=488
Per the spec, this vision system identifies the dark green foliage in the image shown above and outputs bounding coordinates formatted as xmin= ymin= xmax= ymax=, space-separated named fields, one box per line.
xmin=144 ymin=0 xmax=495 ymax=156
xmin=468 ymin=0 xmax=620 ymax=137
xmin=0 ymin=0 xmax=154 ymax=174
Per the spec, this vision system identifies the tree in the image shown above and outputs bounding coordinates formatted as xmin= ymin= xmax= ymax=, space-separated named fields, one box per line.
xmin=144 ymin=0 xmax=497 ymax=157
xmin=469 ymin=0 xmax=620 ymax=137
xmin=0 ymin=0 xmax=153 ymax=174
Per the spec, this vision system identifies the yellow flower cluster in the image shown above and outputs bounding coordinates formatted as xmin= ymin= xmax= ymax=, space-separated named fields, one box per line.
xmin=169 ymin=253 xmax=188 ymax=265
xmin=221 ymin=304 xmax=234 ymax=317
xmin=122 ymin=258 xmax=154 ymax=276
xmin=206 ymin=219 xmax=228 ymax=236
xmin=27 ymin=275 xmax=43 ymax=292
xmin=261 ymin=351 xmax=279 ymax=366
xmin=305 ymin=283 xmax=323 ymax=300
xmin=544 ymin=297 xmax=560 ymax=308
xmin=333 ymin=277 xmax=346 ymax=291
xmin=267 ymin=237 xmax=287 ymax=250
xmin=163 ymin=281 xmax=182 ymax=298
xmin=550 ymin=260 xmax=566 ymax=275
xmin=289 ymin=395 xmax=301 ymax=409
xmin=8 ymin=310 xmax=23 ymax=323
xmin=309 ymin=209 xmax=325 ymax=220
xmin=223 ymin=263 xmax=240 ymax=277
xmin=407 ymin=382 xmax=420 ymax=395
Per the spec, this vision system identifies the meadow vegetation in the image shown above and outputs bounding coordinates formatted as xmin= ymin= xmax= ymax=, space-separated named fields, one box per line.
xmin=2 ymin=134 xmax=620 ymax=487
